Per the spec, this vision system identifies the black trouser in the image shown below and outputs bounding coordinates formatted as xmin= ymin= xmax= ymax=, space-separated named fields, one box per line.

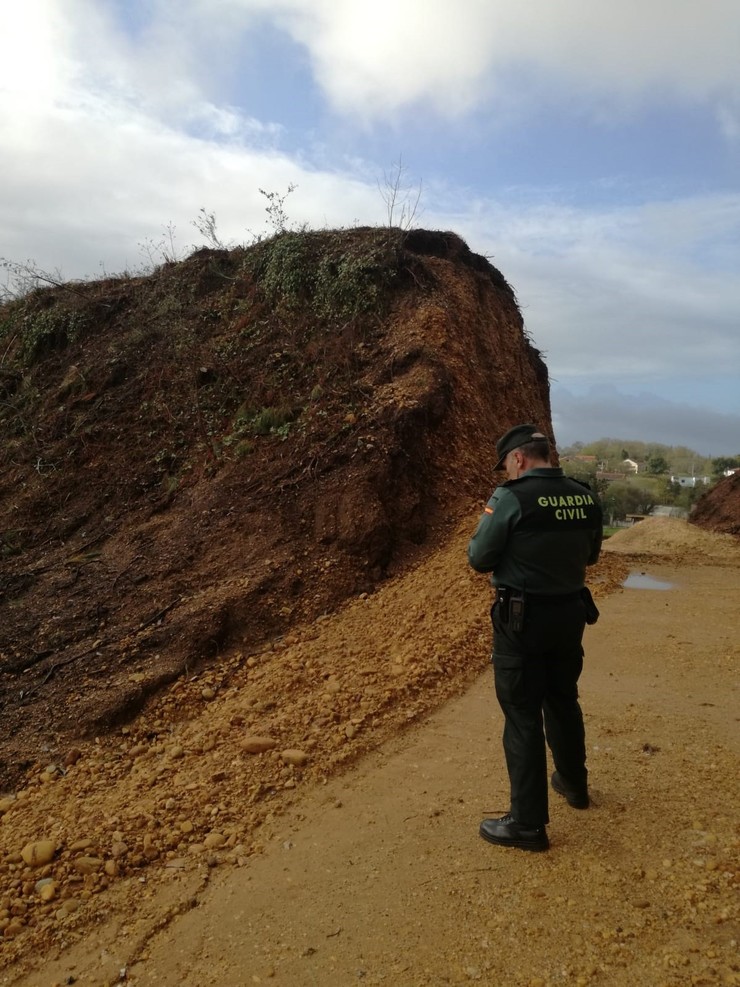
xmin=491 ymin=595 xmax=588 ymax=827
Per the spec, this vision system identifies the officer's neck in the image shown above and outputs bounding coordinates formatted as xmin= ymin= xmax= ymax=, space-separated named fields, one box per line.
xmin=510 ymin=457 xmax=551 ymax=480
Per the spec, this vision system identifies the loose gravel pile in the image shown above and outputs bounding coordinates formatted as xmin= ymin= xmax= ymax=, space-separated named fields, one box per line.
xmin=603 ymin=517 xmax=740 ymax=563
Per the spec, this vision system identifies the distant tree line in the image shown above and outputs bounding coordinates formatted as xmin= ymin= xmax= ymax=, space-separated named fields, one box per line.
xmin=559 ymin=439 xmax=740 ymax=523
xmin=561 ymin=439 xmax=740 ymax=476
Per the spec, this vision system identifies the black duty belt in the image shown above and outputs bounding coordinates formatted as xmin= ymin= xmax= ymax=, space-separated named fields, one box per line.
xmin=497 ymin=587 xmax=582 ymax=603
xmin=494 ymin=586 xmax=599 ymax=627
xmin=525 ymin=590 xmax=583 ymax=603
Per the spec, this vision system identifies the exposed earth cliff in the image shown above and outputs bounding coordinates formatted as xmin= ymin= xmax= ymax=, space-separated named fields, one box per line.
xmin=691 ymin=472 xmax=740 ymax=536
xmin=0 ymin=228 xmax=549 ymax=787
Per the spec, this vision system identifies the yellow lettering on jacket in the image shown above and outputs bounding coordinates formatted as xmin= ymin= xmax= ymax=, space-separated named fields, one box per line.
xmin=539 ymin=494 xmax=594 ymax=509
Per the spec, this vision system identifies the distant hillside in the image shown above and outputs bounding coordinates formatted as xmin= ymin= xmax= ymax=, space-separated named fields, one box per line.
xmin=562 ymin=439 xmax=714 ymax=475
xmin=0 ymin=227 xmax=550 ymax=785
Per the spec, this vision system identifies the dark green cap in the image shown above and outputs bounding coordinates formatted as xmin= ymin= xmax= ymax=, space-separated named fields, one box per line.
xmin=494 ymin=423 xmax=548 ymax=470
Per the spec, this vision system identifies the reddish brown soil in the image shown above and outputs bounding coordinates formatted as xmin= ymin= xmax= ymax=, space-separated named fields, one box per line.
xmin=691 ymin=472 xmax=740 ymax=536
xmin=0 ymin=229 xmax=549 ymax=789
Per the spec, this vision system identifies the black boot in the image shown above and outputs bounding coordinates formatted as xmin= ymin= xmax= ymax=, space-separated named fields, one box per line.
xmin=551 ymin=771 xmax=590 ymax=809
xmin=479 ymin=814 xmax=549 ymax=851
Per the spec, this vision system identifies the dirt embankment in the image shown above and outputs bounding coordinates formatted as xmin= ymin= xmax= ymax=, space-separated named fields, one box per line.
xmin=691 ymin=472 xmax=740 ymax=536
xmin=0 ymin=229 xmax=548 ymax=788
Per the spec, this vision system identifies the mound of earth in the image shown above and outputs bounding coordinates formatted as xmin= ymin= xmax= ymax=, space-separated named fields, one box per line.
xmin=0 ymin=227 xmax=551 ymax=789
xmin=690 ymin=472 xmax=740 ymax=536
xmin=603 ymin=516 xmax=740 ymax=562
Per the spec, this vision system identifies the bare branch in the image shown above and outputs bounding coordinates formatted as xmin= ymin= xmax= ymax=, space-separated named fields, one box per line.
xmin=378 ymin=156 xmax=423 ymax=231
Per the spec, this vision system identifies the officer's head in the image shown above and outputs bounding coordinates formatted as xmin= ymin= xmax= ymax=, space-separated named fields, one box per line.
xmin=494 ymin=424 xmax=550 ymax=478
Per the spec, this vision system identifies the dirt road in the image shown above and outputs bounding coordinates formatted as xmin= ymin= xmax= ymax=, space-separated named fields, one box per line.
xmin=3 ymin=529 xmax=738 ymax=987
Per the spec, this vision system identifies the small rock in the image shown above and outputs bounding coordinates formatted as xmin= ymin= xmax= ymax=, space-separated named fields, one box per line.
xmin=280 ymin=749 xmax=308 ymax=767
xmin=111 ymin=841 xmax=129 ymax=858
xmin=201 ymin=687 xmax=216 ymax=701
xmin=39 ymin=882 xmax=57 ymax=902
xmin=242 ymin=736 xmax=278 ymax=754
xmin=179 ymin=821 xmax=195 ymax=834
xmin=69 ymin=839 xmax=95 ymax=852
xmin=74 ymin=856 xmax=103 ymax=875
xmin=204 ymin=832 xmax=226 ymax=849
xmin=0 ymin=797 xmax=15 ymax=816
xmin=55 ymin=898 xmax=79 ymax=920
xmin=21 ymin=840 xmax=56 ymax=867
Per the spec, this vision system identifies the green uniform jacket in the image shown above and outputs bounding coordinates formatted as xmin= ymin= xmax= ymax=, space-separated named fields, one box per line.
xmin=467 ymin=467 xmax=603 ymax=594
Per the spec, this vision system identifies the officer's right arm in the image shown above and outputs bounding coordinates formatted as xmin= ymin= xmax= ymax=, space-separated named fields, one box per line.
xmin=467 ymin=488 xmax=520 ymax=573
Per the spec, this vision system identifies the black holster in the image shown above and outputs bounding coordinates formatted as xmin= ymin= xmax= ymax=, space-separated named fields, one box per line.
xmin=580 ymin=586 xmax=600 ymax=625
xmin=495 ymin=587 xmax=525 ymax=630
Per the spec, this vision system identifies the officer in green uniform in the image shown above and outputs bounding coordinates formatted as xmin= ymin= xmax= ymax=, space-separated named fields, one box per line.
xmin=467 ymin=424 xmax=602 ymax=851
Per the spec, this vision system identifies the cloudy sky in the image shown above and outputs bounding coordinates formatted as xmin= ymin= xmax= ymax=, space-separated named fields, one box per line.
xmin=2 ymin=1 xmax=739 ymax=455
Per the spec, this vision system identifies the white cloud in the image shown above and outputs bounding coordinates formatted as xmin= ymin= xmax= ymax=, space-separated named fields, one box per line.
xmin=0 ymin=2 xmax=383 ymax=275
xmin=447 ymin=194 xmax=740 ymax=386
xmin=8 ymin=2 xmax=740 ymax=141
xmin=205 ymin=0 xmax=740 ymax=124
xmin=0 ymin=3 xmax=75 ymax=102
xmin=20 ymin=1 xmax=735 ymax=127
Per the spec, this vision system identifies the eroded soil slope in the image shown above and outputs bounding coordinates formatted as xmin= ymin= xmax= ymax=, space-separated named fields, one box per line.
xmin=0 ymin=229 xmax=549 ymax=787
xmin=691 ymin=472 xmax=740 ymax=536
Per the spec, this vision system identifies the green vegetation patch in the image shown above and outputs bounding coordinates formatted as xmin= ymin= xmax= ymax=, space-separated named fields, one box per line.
xmin=246 ymin=227 xmax=404 ymax=322
xmin=0 ymin=299 xmax=92 ymax=366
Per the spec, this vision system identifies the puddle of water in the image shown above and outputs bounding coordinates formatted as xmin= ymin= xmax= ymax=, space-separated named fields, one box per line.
xmin=623 ymin=572 xmax=674 ymax=591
